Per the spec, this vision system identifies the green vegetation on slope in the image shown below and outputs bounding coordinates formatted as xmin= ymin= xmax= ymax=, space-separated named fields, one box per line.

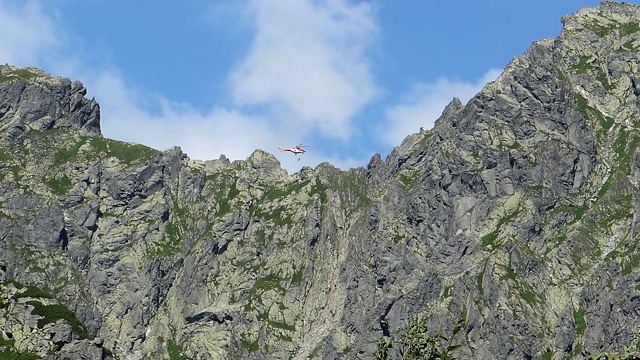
xmin=0 ymin=68 xmax=39 ymax=83
xmin=45 ymin=174 xmax=73 ymax=195
xmin=88 ymin=137 xmax=158 ymax=165
xmin=166 ymin=339 xmax=189 ymax=360
xmin=205 ymin=171 xmax=240 ymax=217
xmin=28 ymin=130 xmax=158 ymax=167
xmin=585 ymin=18 xmax=640 ymax=38
xmin=0 ymin=280 xmax=90 ymax=357
xmin=25 ymin=300 xmax=88 ymax=339
xmin=0 ymin=348 xmax=40 ymax=360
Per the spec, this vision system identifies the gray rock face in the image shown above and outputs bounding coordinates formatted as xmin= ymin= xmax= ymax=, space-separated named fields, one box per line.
xmin=3 ymin=2 xmax=640 ymax=359
xmin=0 ymin=281 xmax=111 ymax=359
xmin=0 ymin=65 xmax=100 ymax=144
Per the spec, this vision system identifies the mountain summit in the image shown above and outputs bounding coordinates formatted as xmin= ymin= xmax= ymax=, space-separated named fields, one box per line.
xmin=3 ymin=2 xmax=640 ymax=359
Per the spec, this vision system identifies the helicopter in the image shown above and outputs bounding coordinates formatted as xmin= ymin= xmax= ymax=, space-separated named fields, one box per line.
xmin=278 ymin=144 xmax=308 ymax=160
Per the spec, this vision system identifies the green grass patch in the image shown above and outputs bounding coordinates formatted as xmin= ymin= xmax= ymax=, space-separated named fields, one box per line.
xmin=245 ymin=272 xmax=285 ymax=312
xmin=2 ymin=279 xmax=24 ymax=289
xmin=268 ymin=320 xmax=295 ymax=332
xmin=573 ymin=343 xmax=583 ymax=357
xmin=45 ymin=174 xmax=73 ymax=195
xmin=148 ymin=203 xmax=193 ymax=258
xmin=148 ymin=223 xmax=183 ymax=258
xmin=12 ymin=285 xmax=54 ymax=299
xmin=206 ymin=172 xmax=240 ymax=217
xmin=49 ymin=136 xmax=157 ymax=169
xmin=614 ymin=130 xmax=630 ymax=162
xmin=571 ymin=58 xmax=612 ymax=90
xmin=601 ymin=116 xmax=615 ymax=131
xmin=276 ymin=334 xmax=293 ymax=342
xmin=256 ymin=206 xmax=293 ymax=227
xmin=619 ymin=22 xmax=640 ymax=37
xmin=89 ymin=137 xmax=157 ymax=165
xmin=418 ymin=130 xmax=435 ymax=147
xmin=554 ymin=65 xmax=568 ymax=82
xmin=0 ymin=146 xmax=11 ymax=162
xmin=620 ymin=40 xmax=638 ymax=52
xmin=0 ymin=336 xmax=14 ymax=347
xmin=257 ymin=312 xmax=269 ymax=321
xmin=313 ymin=169 xmax=370 ymax=216
xmin=290 ymin=268 xmax=304 ymax=286
xmin=567 ymin=204 xmax=589 ymax=224
xmin=575 ymin=94 xmax=589 ymax=119
xmin=0 ymin=349 xmax=40 ymax=360
xmin=254 ymin=273 xmax=283 ymax=292
xmin=336 ymin=171 xmax=370 ymax=210
xmin=551 ymin=203 xmax=589 ymax=226
xmin=52 ymin=140 xmax=85 ymax=167
xmin=476 ymin=263 xmax=486 ymax=296
xmin=240 ymin=337 xmax=259 ymax=352
xmin=586 ymin=19 xmax=640 ymax=38
xmin=501 ymin=264 xmax=517 ymax=281
xmin=561 ymin=128 xmax=637 ymax=270
xmin=442 ymin=284 xmax=453 ymax=299
xmin=3 ymin=165 xmax=24 ymax=183
xmin=596 ymin=70 xmax=612 ymax=90
xmin=256 ymin=229 xmax=267 ymax=248
xmin=481 ymin=209 xmax=521 ymax=249
xmin=0 ymin=68 xmax=39 ymax=83
xmin=399 ymin=170 xmax=421 ymax=189
xmin=572 ymin=56 xmax=594 ymax=74
xmin=310 ymin=179 xmax=328 ymax=203
xmin=218 ymin=186 xmax=240 ymax=216
xmin=481 ymin=231 xmax=498 ymax=249
xmin=167 ymin=339 xmax=189 ymax=360
xmin=26 ymin=300 xmax=88 ymax=339
xmin=520 ymin=289 xmax=537 ymax=305
xmin=614 ymin=132 xmax=640 ymax=174
xmin=621 ymin=253 xmax=640 ymax=275
xmin=309 ymin=344 xmax=324 ymax=359
xmin=262 ymin=180 xmax=309 ymax=201
xmin=574 ymin=307 xmax=586 ymax=335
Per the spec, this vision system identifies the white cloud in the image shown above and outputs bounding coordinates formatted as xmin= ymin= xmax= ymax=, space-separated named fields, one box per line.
xmin=0 ymin=0 xmax=504 ymax=173
xmin=381 ymin=69 xmax=502 ymax=147
xmin=0 ymin=0 xmax=349 ymax=172
xmin=0 ymin=0 xmax=61 ymax=67
xmin=87 ymin=68 xmax=331 ymax=173
xmin=229 ymin=0 xmax=380 ymax=140
xmin=90 ymin=69 xmax=280 ymax=163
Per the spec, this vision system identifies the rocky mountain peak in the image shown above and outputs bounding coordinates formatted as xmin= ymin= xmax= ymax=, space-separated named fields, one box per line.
xmin=563 ymin=1 xmax=640 ymax=30
xmin=246 ymin=149 xmax=289 ymax=180
xmin=0 ymin=64 xmax=101 ymax=144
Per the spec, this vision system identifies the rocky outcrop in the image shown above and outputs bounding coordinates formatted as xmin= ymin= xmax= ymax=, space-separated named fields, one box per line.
xmin=0 ymin=280 xmax=110 ymax=359
xmin=3 ymin=2 xmax=640 ymax=359
xmin=0 ymin=65 xmax=100 ymax=144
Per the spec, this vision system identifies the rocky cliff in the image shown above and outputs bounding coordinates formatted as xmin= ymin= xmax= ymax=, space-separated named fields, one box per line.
xmin=3 ymin=2 xmax=640 ymax=359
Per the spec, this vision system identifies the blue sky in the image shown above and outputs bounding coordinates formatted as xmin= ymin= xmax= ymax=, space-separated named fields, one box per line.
xmin=0 ymin=0 xmax=631 ymax=172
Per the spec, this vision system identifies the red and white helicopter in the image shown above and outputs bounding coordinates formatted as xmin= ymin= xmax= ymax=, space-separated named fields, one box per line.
xmin=278 ymin=143 xmax=308 ymax=160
